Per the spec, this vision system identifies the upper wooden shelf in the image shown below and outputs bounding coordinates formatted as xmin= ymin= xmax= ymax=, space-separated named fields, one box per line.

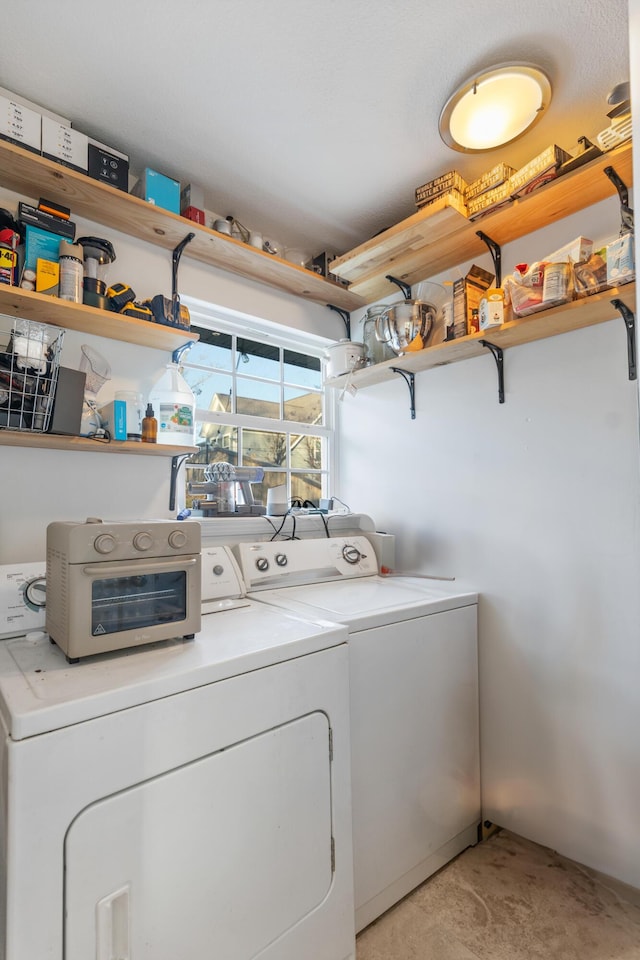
xmin=0 ymin=139 xmax=363 ymax=312
xmin=329 ymin=142 xmax=634 ymax=303
xmin=324 ymin=282 xmax=636 ymax=390
xmin=0 ymin=284 xmax=198 ymax=350
xmin=0 ymin=430 xmax=197 ymax=456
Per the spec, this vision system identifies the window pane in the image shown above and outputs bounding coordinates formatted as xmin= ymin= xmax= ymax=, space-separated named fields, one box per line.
xmin=192 ymin=423 xmax=238 ymax=462
xmin=237 ymin=338 xmax=280 ymax=381
xmin=291 ymin=472 xmax=325 ymax=503
xmin=236 ymin=378 xmax=280 ymax=419
xmin=182 ymin=369 xmax=232 ymax=413
xmin=187 ymin=329 xmax=232 ymax=370
xmin=252 ymin=471 xmax=287 ymax=510
xmin=290 ymin=434 xmax=323 ymax=469
xmin=284 ymin=387 xmax=323 ymax=425
xmin=243 ymin=428 xmax=287 ymax=468
xmin=284 ymin=350 xmax=322 ymax=389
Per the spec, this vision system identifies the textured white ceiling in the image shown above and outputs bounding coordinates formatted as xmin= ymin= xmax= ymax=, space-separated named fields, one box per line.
xmin=1 ymin=0 xmax=630 ymax=260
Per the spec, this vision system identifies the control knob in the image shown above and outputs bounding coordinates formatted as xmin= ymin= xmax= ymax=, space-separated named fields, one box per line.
xmin=256 ymin=557 xmax=270 ymax=572
xmin=23 ymin=576 xmax=47 ymax=611
xmin=342 ymin=544 xmax=363 ymax=565
xmin=275 ymin=553 xmax=288 ymax=567
xmin=94 ymin=534 xmax=116 ymax=555
xmin=133 ymin=532 xmax=154 ymax=552
xmin=168 ymin=530 xmax=188 ymax=550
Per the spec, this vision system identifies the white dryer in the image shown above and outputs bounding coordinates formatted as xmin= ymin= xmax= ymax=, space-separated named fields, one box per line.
xmin=0 ymin=548 xmax=355 ymax=960
xmin=235 ymin=536 xmax=481 ymax=933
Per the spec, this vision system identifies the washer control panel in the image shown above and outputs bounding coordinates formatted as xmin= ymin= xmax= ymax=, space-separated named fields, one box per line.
xmin=0 ymin=562 xmax=47 ymax=639
xmin=200 ymin=546 xmax=246 ymax=610
xmin=234 ymin=536 xmax=377 ymax=590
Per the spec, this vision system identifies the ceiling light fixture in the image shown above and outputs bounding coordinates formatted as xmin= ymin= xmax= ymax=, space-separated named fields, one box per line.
xmin=439 ymin=62 xmax=552 ymax=153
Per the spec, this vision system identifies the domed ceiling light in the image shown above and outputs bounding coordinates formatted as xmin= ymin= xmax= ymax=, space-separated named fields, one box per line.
xmin=439 ymin=62 xmax=552 ymax=153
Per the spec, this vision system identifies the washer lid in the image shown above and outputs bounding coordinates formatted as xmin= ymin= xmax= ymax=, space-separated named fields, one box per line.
xmin=0 ymin=601 xmax=347 ymax=740
xmin=250 ymin=575 xmax=477 ymax=631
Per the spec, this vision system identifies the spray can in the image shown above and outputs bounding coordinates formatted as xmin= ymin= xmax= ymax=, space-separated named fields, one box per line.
xmin=58 ymin=241 xmax=83 ymax=302
xmin=148 ymin=363 xmax=196 ymax=446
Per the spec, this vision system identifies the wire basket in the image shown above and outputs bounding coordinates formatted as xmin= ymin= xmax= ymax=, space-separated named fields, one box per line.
xmin=0 ymin=318 xmax=65 ymax=432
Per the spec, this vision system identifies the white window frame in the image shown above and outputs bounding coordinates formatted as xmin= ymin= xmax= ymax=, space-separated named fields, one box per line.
xmin=180 ymin=295 xmax=337 ymax=509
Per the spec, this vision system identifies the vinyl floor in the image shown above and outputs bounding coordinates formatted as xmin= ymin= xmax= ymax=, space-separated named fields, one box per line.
xmin=355 ymin=829 xmax=640 ymax=960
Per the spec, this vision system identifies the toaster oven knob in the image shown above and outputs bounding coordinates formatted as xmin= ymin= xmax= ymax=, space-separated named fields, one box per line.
xmin=133 ymin=532 xmax=154 ymax=552
xmin=94 ymin=533 xmax=116 ymax=554
xmin=168 ymin=530 xmax=188 ymax=549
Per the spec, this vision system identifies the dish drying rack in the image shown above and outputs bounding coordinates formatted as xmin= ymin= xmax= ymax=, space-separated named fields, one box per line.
xmin=0 ymin=317 xmax=65 ymax=432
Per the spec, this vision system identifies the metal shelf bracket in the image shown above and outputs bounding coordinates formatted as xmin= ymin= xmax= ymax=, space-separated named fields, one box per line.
xmin=327 ymin=304 xmax=351 ymax=339
xmin=170 ymin=453 xmax=193 ymax=512
xmin=603 ymin=166 xmax=634 ymax=234
xmin=390 ymin=367 xmax=416 ymax=419
xmin=479 ymin=340 xmax=505 ymax=403
xmin=611 ymin=298 xmax=637 ymax=380
xmin=476 ymin=231 xmax=502 ymax=286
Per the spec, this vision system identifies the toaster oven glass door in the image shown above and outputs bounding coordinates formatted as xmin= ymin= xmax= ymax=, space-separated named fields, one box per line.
xmin=91 ymin=570 xmax=187 ymax=636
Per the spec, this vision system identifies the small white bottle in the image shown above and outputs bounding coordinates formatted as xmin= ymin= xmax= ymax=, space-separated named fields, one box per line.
xmin=58 ymin=241 xmax=83 ymax=303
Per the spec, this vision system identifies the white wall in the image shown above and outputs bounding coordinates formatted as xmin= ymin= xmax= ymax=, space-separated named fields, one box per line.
xmin=338 ymin=192 xmax=640 ymax=889
xmin=0 ymin=184 xmax=345 ymax=562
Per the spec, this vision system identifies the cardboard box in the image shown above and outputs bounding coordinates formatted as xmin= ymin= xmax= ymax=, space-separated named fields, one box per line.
xmin=131 ymin=168 xmax=180 ymax=213
xmin=509 ymin=145 xmax=572 ymax=198
xmin=18 ymin=202 xmax=76 ymax=240
xmin=182 ymin=205 xmax=206 ymax=225
xmin=606 ymin=234 xmax=635 ymax=286
xmin=467 ymin=181 xmax=513 ymax=220
xmin=0 ymin=94 xmax=41 ymax=153
xmin=416 ymin=189 xmax=468 ymax=217
xmin=35 ymin=258 xmax=59 ymax=296
xmin=465 ymin=163 xmax=516 ymax=201
xmin=98 ymin=399 xmax=127 ymax=441
xmin=22 ymin=225 xmax=61 ymax=275
xmin=415 ymin=170 xmax=468 ymax=206
xmin=452 ymin=264 xmax=495 ymax=338
xmin=0 ymin=87 xmax=70 ymax=154
xmin=545 ymin=236 xmax=593 ymax=264
xmin=479 ymin=289 xmax=505 ymax=330
xmin=41 ymin=117 xmax=88 ymax=172
xmin=180 ymin=182 xmax=205 ymax=213
xmin=87 ymin=138 xmax=129 ymax=192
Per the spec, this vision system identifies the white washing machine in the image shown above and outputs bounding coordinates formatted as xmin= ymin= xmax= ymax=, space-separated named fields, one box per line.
xmin=235 ymin=536 xmax=481 ymax=933
xmin=0 ymin=550 xmax=355 ymax=960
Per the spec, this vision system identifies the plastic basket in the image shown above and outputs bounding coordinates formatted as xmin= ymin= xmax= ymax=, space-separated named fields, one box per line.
xmin=0 ymin=318 xmax=65 ymax=432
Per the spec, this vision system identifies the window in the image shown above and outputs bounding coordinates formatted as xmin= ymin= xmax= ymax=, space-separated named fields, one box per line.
xmin=180 ymin=318 xmax=333 ymax=516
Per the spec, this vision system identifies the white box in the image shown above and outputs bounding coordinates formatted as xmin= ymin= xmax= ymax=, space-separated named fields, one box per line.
xmin=0 ymin=95 xmax=42 ymax=152
xmin=545 ymin=236 xmax=593 ymax=264
xmin=479 ymin=290 xmax=505 ymax=330
xmin=606 ymin=234 xmax=635 ymax=286
xmin=0 ymin=87 xmax=70 ymax=124
xmin=41 ymin=117 xmax=88 ymax=172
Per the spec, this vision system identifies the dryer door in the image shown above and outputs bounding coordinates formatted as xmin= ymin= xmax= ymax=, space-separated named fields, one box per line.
xmin=64 ymin=712 xmax=333 ymax=960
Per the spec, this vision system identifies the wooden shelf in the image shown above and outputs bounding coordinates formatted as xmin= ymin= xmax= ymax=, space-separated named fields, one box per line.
xmin=0 ymin=139 xmax=363 ymax=312
xmin=0 ymin=284 xmax=198 ymax=350
xmin=329 ymin=142 xmax=634 ymax=303
xmin=0 ymin=430 xmax=197 ymax=456
xmin=325 ymin=283 xmax=636 ymax=390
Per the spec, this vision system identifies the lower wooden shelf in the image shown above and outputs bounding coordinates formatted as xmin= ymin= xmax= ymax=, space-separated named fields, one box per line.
xmin=0 ymin=430 xmax=197 ymax=456
xmin=324 ymin=282 xmax=637 ymax=390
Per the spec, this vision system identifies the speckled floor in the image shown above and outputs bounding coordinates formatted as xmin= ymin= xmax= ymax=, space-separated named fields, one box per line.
xmin=355 ymin=830 xmax=640 ymax=960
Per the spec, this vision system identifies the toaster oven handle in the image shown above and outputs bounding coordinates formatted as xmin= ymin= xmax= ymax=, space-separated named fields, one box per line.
xmin=82 ymin=556 xmax=199 ymax=578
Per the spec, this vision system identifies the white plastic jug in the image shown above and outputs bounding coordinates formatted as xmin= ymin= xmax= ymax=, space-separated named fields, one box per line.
xmin=148 ymin=363 xmax=196 ymax=446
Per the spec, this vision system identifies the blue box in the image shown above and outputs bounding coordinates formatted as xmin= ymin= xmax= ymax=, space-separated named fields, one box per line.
xmin=131 ymin=168 xmax=180 ymax=214
xmin=22 ymin=225 xmax=61 ymax=275
xmin=98 ymin=400 xmax=127 ymax=441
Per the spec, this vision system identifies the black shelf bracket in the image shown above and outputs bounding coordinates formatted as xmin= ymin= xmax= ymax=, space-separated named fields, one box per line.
xmin=604 ymin=166 xmax=634 ymax=234
xmin=170 ymin=453 xmax=193 ymax=512
xmin=479 ymin=340 xmax=505 ymax=403
xmin=327 ymin=304 xmax=351 ymax=339
xmin=611 ymin=298 xmax=637 ymax=380
xmin=476 ymin=231 xmax=502 ymax=286
xmin=390 ymin=367 xmax=416 ymax=419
